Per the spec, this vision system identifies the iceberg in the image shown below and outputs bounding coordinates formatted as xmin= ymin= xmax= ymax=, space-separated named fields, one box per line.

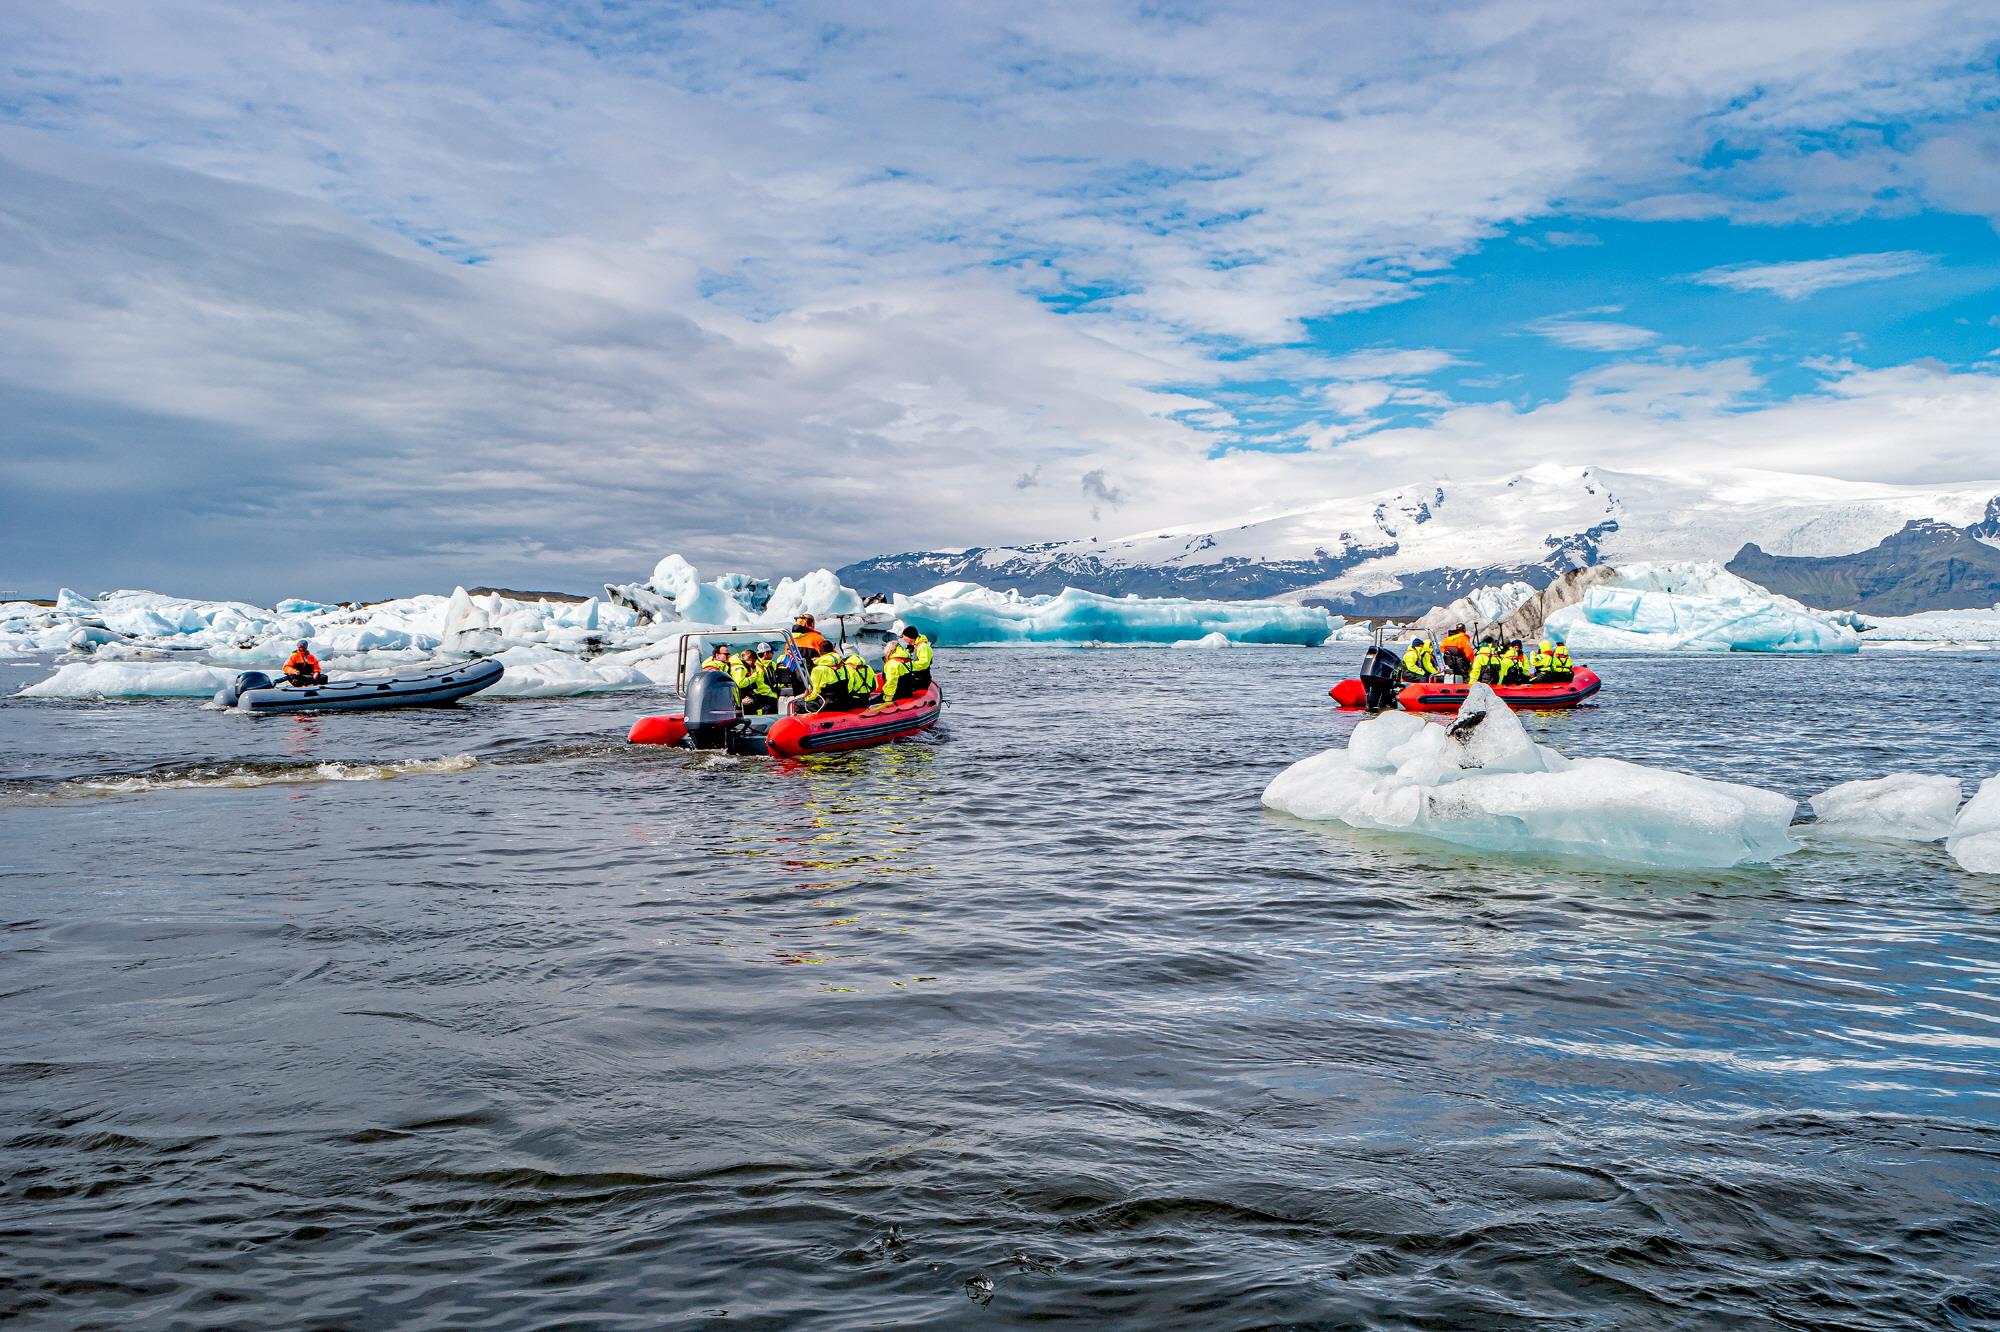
xmin=766 ymin=568 xmax=864 ymax=625
xmin=1263 ymin=684 xmax=1800 ymax=868
xmin=892 ymin=583 xmax=1329 ymax=646
xmin=1543 ymin=561 xmax=1858 ymax=653
xmin=19 ymin=661 xmax=237 ymax=698
xmin=1807 ymin=774 xmax=1963 ymax=841
xmin=1854 ymin=606 xmax=2000 ymax=647
xmin=1948 ymin=778 xmax=2000 ymax=875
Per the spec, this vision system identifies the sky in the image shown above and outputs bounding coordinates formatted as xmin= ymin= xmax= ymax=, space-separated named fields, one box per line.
xmin=2 ymin=0 xmax=1999 ymax=601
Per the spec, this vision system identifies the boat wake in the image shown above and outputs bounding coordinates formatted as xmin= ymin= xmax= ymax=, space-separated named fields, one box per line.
xmin=18 ymin=754 xmax=478 ymax=800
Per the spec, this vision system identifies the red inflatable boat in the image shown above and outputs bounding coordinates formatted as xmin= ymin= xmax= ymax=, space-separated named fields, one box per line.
xmin=1330 ymin=668 xmax=1601 ymax=712
xmin=628 ymin=681 xmax=943 ymax=757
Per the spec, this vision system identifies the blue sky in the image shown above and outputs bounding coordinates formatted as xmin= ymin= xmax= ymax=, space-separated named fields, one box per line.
xmin=1 ymin=1 xmax=1998 ymax=599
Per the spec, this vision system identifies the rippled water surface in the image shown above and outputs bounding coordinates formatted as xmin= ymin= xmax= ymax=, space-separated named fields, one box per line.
xmin=3 ymin=650 xmax=1999 ymax=1329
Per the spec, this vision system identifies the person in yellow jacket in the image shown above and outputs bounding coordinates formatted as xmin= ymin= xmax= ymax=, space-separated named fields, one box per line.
xmin=881 ymin=639 xmax=914 ymax=703
xmin=841 ymin=647 xmax=879 ymax=702
xmin=1497 ymin=641 xmax=1527 ymax=685
xmin=1527 ymin=640 xmax=1557 ymax=682
xmin=899 ymin=625 xmax=933 ymax=692
xmin=802 ymin=650 xmax=849 ymax=712
xmin=1400 ymin=636 xmax=1439 ymax=682
xmin=1470 ymin=638 xmax=1499 ymax=685
xmin=731 ymin=643 xmax=781 ymax=714
xmin=700 ymin=644 xmax=735 ymax=675
xmin=1547 ymin=640 xmax=1574 ymax=682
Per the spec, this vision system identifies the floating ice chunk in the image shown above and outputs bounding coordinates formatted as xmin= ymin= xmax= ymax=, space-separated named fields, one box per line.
xmin=1544 ymin=561 xmax=1857 ymax=654
xmin=54 ymin=588 xmax=100 ymax=615
xmin=645 ymin=555 xmax=759 ymax=626
xmin=1948 ymin=778 xmax=2000 ymax=875
xmin=1264 ymin=683 xmax=1798 ymax=868
xmin=18 ymin=661 xmax=236 ymax=698
xmin=767 ymin=568 xmax=863 ymax=625
xmin=482 ymin=645 xmax=650 ymax=697
xmin=893 ymin=583 xmax=1328 ymax=646
xmin=1173 ymin=632 xmax=1235 ymax=649
xmin=1807 ymin=773 xmax=1963 ymax=841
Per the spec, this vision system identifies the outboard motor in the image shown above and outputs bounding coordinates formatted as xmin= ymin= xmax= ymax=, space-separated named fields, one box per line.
xmin=1357 ymin=644 xmax=1400 ymax=712
xmin=212 ymin=670 xmax=273 ymax=709
xmin=682 ymin=669 xmax=743 ymax=749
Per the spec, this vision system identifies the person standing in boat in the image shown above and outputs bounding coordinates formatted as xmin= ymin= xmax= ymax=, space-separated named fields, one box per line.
xmin=899 ymin=625 xmax=933 ymax=693
xmin=1438 ymin=624 xmax=1473 ymax=681
xmin=1400 ymin=636 xmax=1439 ymax=682
xmin=282 ymin=641 xmax=326 ymax=685
xmin=1542 ymin=640 xmax=1575 ymax=683
xmin=791 ymin=615 xmax=832 ymax=658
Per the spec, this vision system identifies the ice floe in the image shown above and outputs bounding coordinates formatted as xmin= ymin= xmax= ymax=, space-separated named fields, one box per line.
xmin=1263 ymin=683 xmax=1800 ymax=868
xmin=1543 ymin=561 xmax=1859 ymax=654
xmin=1807 ymin=774 xmax=1963 ymax=842
xmin=1948 ymin=779 xmax=2000 ymax=875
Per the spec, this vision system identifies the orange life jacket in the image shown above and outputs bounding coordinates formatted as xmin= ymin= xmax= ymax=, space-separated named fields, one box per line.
xmin=285 ymin=649 xmax=319 ymax=674
xmin=793 ymin=630 xmax=831 ymax=657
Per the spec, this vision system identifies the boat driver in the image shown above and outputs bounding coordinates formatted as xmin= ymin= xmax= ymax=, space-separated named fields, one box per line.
xmin=283 ymin=641 xmax=326 ymax=685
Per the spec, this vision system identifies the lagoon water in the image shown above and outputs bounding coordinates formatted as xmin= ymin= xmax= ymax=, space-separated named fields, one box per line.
xmin=3 ymin=649 xmax=1998 ymax=1328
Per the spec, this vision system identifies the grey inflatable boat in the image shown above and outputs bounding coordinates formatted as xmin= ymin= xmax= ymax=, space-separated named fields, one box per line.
xmin=213 ymin=659 xmax=505 ymax=714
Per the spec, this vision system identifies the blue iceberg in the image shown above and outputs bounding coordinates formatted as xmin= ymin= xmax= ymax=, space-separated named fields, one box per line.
xmin=891 ymin=582 xmax=1330 ymax=646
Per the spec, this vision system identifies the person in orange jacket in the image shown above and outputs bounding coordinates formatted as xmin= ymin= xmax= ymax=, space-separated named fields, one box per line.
xmin=791 ymin=614 xmax=832 ymax=658
xmin=282 ymin=641 xmax=326 ymax=685
xmin=1437 ymin=624 xmax=1474 ymax=682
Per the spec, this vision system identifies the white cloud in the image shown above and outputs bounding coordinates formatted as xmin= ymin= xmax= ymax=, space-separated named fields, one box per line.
xmin=0 ymin=1 xmax=1997 ymax=594
xmin=1690 ymin=251 xmax=1936 ymax=299
xmin=1528 ymin=316 xmax=1661 ymax=352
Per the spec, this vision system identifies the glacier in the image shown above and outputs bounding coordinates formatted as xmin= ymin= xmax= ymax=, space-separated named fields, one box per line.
xmin=1542 ymin=562 xmax=1860 ymax=653
xmin=1807 ymin=774 xmax=1963 ymax=842
xmin=1262 ymin=684 xmax=1800 ymax=869
xmin=1948 ymin=778 xmax=2000 ymax=875
xmin=889 ymin=583 xmax=1329 ymax=646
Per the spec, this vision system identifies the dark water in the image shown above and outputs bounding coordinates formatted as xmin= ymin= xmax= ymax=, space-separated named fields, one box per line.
xmin=3 ymin=649 xmax=1999 ymax=1330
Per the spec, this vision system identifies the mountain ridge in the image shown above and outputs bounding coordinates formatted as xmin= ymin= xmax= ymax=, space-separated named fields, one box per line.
xmin=838 ymin=465 xmax=2000 ymax=617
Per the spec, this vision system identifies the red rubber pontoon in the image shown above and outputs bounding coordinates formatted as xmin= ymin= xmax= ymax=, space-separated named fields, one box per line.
xmin=1330 ymin=668 xmax=1601 ymax=711
xmin=762 ymin=685 xmax=943 ymax=757
xmin=627 ymin=684 xmax=943 ymax=756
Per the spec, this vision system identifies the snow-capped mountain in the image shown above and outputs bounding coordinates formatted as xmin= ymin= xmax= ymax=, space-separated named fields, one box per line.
xmin=838 ymin=464 xmax=2000 ymax=615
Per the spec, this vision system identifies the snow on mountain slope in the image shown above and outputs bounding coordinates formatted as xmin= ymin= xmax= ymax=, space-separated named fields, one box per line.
xmin=839 ymin=464 xmax=2000 ymax=612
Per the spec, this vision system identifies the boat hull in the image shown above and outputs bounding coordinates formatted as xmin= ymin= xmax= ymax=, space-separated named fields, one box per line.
xmin=1330 ymin=668 xmax=1601 ymax=711
xmin=626 ymin=684 xmax=943 ymax=756
xmin=230 ymin=659 xmax=505 ymax=714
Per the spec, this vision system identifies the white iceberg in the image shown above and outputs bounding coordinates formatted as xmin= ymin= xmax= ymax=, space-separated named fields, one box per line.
xmin=1173 ymin=631 xmax=1236 ymax=649
xmin=1263 ymin=684 xmax=1800 ymax=868
xmin=1543 ymin=561 xmax=1857 ymax=654
xmin=1948 ymin=778 xmax=2000 ymax=875
xmin=892 ymin=583 xmax=1329 ymax=646
xmin=1853 ymin=606 xmax=2000 ymax=648
xmin=1807 ymin=773 xmax=1963 ymax=842
xmin=766 ymin=568 xmax=864 ymax=625
xmin=18 ymin=661 xmax=237 ymax=698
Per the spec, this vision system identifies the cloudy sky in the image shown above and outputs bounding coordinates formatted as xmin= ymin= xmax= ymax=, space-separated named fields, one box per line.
xmin=3 ymin=1 xmax=1999 ymax=600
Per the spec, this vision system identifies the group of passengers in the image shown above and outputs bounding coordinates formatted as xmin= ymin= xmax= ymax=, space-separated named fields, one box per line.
xmin=1402 ymin=623 xmax=1573 ymax=686
xmin=699 ymin=613 xmax=934 ymax=716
